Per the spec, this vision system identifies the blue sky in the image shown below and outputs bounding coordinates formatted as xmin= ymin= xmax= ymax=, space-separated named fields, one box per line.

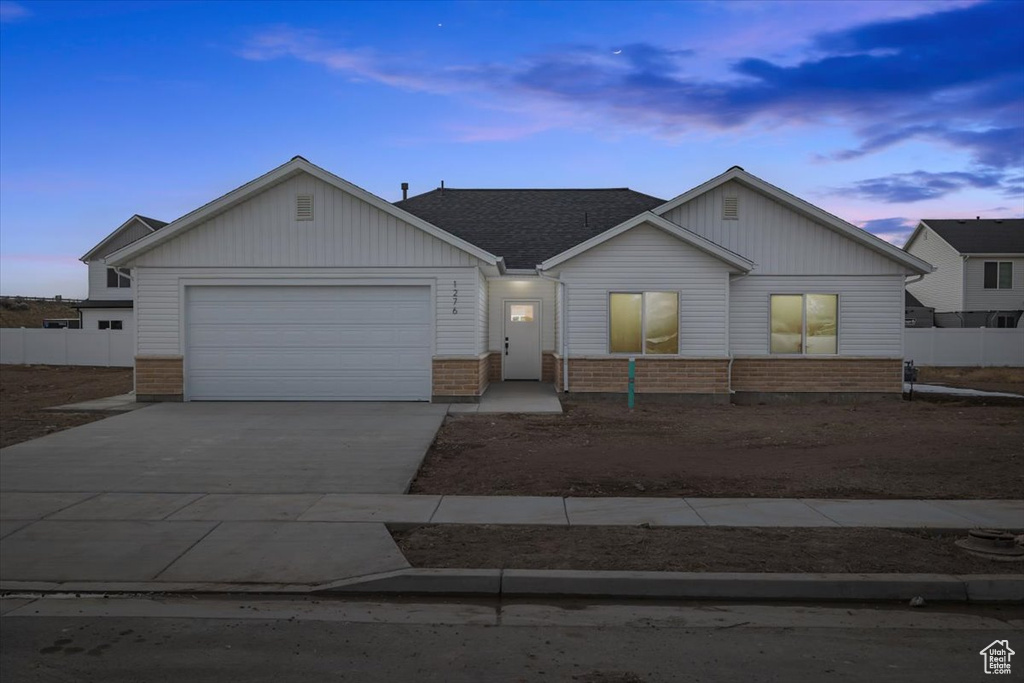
xmin=1 ymin=0 xmax=1022 ymax=296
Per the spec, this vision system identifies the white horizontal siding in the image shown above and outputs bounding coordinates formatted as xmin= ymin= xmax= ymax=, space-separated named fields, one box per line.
xmin=663 ymin=180 xmax=906 ymax=275
xmin=730 ymin=275 xmax=905 ymax=357
xmin=477 ymin=270 xmax=488 ymax=354
xmin=81 ymin=309 xmax=134 ymax=333
xmin=905 ymin=226 xmax=963 ymax=312
xmin=488 ymin=277 xmax=557 ymax=351
xmin=963 ymin=257 xmax=1024 ymax=311
xmin=131 ymin=172 xmax=483 ymax=269
xmin=134 ymin=267 xmax=481 ymax=357
xmin=553 ymin=223 xmax=731 ymax=357
xmin=86 ymin=261 xmax=134 ymax=301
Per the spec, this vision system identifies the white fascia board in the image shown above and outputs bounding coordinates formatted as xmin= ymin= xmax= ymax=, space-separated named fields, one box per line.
xmin=80 ymin=215 xmax=155 ymax=262
xmin=654 ymin=168 xmax=934 ymax=275
xmin=106 ymin=157 xmax=501 ymax=267
xmin=538 ymin=211 xmax=754 ymax=272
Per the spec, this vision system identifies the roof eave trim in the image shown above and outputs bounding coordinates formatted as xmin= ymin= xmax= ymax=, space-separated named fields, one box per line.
xmin=538 ymin=211 xmax=754 ymax=272
xmin=80 ymin=215 xmax=156 ymax=262
xmin=654 ymin=168 xmax=934 ymax=275
xmin=106 ymin=158 xmax=501 ymax=267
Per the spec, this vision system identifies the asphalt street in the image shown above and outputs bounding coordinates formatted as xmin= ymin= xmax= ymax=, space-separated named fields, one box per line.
xmin=2 ymin=596 xmax=1021 ymax=682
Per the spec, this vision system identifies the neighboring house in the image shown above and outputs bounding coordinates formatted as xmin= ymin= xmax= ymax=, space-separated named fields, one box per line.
xmin=904 ymin=291 xmax=935 ymax=328
xmin=904 ymin=218 xmax=1024 ymax=328
xmin=78 ymin=214 xmax=168 ymax=332
xmin=102 ymin=157 xmax=932 ymax=403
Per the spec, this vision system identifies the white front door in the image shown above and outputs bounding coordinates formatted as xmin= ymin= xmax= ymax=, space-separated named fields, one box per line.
xmin=503 ymin=300 xmax=541 ymax=380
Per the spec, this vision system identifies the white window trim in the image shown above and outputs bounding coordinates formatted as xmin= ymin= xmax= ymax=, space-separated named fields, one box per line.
xmin=607 ymin=291 xmax=680 ymax=356
xmin=768 ymin=293 xmax=840 ymax=356
xmin=983 ymin=261 xmax=1013 ymax=290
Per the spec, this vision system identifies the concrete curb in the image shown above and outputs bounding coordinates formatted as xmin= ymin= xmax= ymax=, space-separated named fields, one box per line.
xmin=317 ymin=569 xmax=1024 ymax=603
xmin=4 ymin=571 xmax=1022 ymax=603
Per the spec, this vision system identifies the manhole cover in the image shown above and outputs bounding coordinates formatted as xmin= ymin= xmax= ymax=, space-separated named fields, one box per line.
xmin=955 ymin=529 xmax=1024 ymax=560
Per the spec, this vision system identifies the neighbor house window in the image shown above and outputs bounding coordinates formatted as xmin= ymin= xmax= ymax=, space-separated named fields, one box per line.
xmin=984 ymin=262 xmax=1013 ymax=289
xmin=609 ymin=292 xmax=679 ymax=354
xmin=98 ymin=320 xmax=123 ymax=330
xmin=770 ymin=294 xmax=838 ymax=354
xmin=995 ymin=314 xmax=1017 ymax=328
xmin=106 ymin=267 xmax=130 ymax=288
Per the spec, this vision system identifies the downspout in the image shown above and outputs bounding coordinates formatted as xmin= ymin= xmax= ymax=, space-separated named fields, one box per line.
xmin=537 ymin=270 xmax=567 ymax=392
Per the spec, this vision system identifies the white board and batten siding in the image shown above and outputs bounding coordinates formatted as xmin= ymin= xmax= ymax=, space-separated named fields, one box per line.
xmin=487 ymin=277 xmax=557 ymax=352
xmin=963 ymin=257 xmax=1024 ymax=311
xmin=662 ymin=180 xmax=907 ymax=276
xmin=730 ymin=275 xmax=906 ymax=357
xmin=550 ymin=223 xmax=731 ymax=357
xmin=904 ymin=226 xmax=964 ymax=312
xmin=129 ymin=171 xmax=486 ymax=359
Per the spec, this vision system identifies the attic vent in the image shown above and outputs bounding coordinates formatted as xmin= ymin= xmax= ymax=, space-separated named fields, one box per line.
xmin=723 ymin=196 xmax=739 ymax=220
xmin=296 ymin=194 xmax=313 ymax=221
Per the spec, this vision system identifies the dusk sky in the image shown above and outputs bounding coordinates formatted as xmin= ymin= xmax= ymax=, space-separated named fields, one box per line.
xmin=1 ymin=0 xmax=1022 ymax=297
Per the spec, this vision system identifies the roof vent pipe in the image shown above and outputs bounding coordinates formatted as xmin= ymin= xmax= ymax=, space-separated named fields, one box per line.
xmin=584 ymin=211 xmax=588 ymax=227
xmin=401 ymin=182 xmax=409 ymax=200
xmin=441 ymin=180 xmax=445 ymax=195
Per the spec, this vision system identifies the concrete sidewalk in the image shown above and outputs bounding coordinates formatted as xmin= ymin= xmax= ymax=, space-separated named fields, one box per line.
xmin=4 ymin=493 xmax=1020 ymax=529
xmin=1 ymin=492 xmax=1020 ymax=592
xmin=904 ymin=383 xmax=1024 ymax=399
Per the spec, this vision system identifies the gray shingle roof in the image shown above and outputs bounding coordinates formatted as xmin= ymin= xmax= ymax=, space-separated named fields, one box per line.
xmin=137 ymin=215 xmax=169 ymax=230
xmin=923 ymin=219 xmax=1024 ymax=254
xmin=395 ymin=188 xmax=666 ymax=268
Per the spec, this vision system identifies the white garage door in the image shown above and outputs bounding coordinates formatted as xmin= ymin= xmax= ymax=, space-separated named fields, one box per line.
xmin=186 ymin=285 xmax=432 ymax=401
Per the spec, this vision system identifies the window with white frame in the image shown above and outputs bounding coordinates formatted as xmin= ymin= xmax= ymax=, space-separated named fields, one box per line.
xmin=609 ymin=292 xmax=679 ymax=354
xmin=770 ymin=294 xmax=838 ymax=354
xmin=984 ymin=261 xmax=1013 ymax=289
xmin=98 ymin=320 xmax=123 ymax=330
xmin=106 ymin=267 xmax=130 ymax=288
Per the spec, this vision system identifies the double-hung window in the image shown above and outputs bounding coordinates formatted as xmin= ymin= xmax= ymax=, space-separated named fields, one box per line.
xmin=609 ymin=292 xmax=679 ymax=354
xmin=984 ymin=262 xmax=1013 ymax=290
xmin=98 ymin=320 xmax=123 ymax=330
xmin=770 ymin=294 xmax=838 ymax=354
xmin=106 ymin=267 xmax=131 ymax=288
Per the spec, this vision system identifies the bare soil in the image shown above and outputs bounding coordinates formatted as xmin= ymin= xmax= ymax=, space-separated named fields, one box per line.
xmin=917 ymin=366 xmax=1024 ymax=395
xmin=0 ymin=299 xmax=80 ymax=328
xmin=393 ymin=525 xmax=1013 ymax=574
xmin=0 ymin=365 xmax=134 ymax=448
xmin=411 ymin=400 xmax=1024 ymax=499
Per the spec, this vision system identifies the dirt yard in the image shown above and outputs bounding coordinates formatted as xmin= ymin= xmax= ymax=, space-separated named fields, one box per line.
xmin=917 ymin=366 xmax=1024 ymax=395
xmin=393 ymin=525 xmax=1010 ymax=574
xmin=411 ymin=400 xmax=1024 ymax=499
xmin=0 ymin=298 xmax=80 ymax=328
xmin=0 ymin=365 xmax=134 ymax=448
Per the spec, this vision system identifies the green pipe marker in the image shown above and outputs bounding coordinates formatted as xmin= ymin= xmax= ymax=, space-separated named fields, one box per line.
xmin=628 ymin=356 xmax=636 ymax=410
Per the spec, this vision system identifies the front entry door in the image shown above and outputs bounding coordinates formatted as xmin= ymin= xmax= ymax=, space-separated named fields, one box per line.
xmin=503 ymin=300 xmax=541 ymax=380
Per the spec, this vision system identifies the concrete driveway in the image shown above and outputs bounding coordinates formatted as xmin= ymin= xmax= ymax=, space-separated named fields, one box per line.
xmin=0 ymin=402 xmax=448 ymax=495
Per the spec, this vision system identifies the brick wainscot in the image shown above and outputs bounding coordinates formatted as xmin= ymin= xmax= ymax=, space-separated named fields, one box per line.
xmin=135 ymin=355 xmax=184 ymax=402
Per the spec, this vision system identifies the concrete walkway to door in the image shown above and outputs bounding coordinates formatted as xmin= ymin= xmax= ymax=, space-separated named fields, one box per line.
xmin=448 ymin=382 xmax=563 ymax=415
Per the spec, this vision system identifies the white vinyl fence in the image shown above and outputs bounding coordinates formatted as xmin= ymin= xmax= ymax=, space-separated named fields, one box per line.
xmin=0 ymin=328 xmax=134 ymax=367
xmin=905 ymin=328 xmax=1024 ymax=367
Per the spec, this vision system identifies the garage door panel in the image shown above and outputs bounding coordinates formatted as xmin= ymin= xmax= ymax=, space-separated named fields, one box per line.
xmin=186 ymin=286 xmax=432 ymax=401
xmin=187 ymin=326 xmax=430 ymax=349
xmin=189 ymin=349 xmax=430 ymax=371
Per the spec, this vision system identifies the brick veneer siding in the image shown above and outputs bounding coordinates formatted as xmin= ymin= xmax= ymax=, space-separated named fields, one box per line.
xmin=541 ymin=352 xmax=556 ymax=383
xmin=487 ymin=352 xmax=502 ymax=382
xmin=135 ymin=356 xmax=184 ymax=402
xmin=432 ymin=355 xmax=490 ymax=400
xmin=561 ymin=357 xmax=730 ymax=394
xmin=730 ymin=357 xmax=903 ymax=393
